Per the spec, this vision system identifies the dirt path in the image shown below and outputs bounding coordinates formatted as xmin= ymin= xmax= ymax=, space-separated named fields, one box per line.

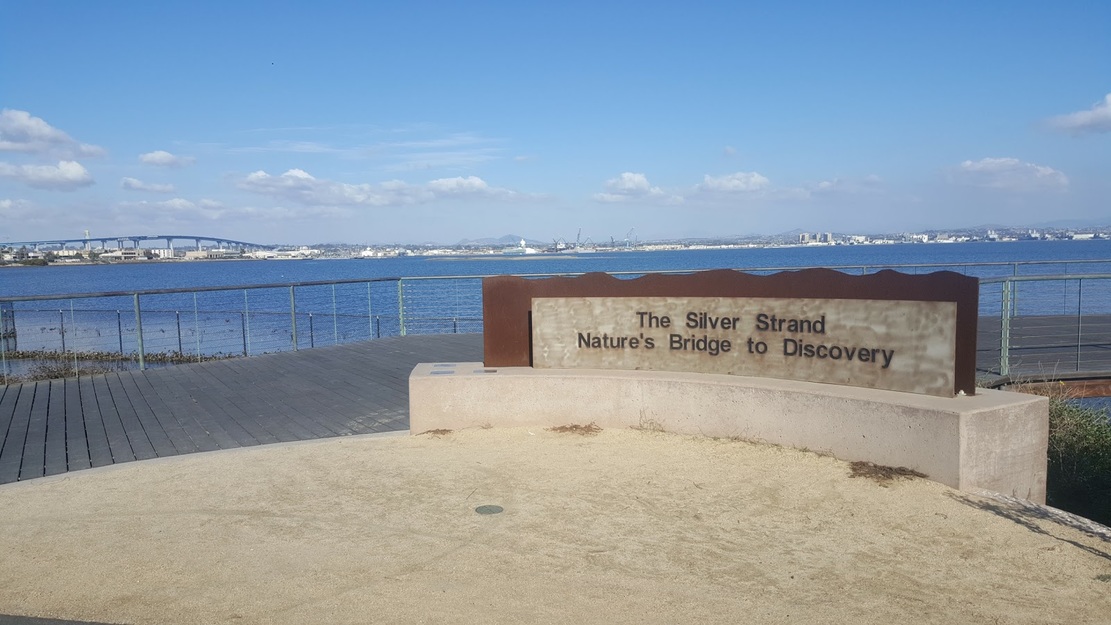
xmin=0 ymin=427 xmax=1108 ymax=624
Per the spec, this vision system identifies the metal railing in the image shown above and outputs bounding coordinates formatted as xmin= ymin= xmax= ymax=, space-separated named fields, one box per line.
xmin=4 ymin=261 xmax=1111 ymax=384
xmin=980 ymin=274 xmax=1111 ymax=378
xmin=0 ymin=276 xmax=484 ymax=383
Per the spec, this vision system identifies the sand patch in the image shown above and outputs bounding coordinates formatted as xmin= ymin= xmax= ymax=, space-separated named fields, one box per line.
xmin=0 ymin=428 xmax=1107 ymax=624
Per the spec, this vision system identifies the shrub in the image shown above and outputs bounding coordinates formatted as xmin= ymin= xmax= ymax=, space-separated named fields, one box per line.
xmin=13 ymin=361 xmax=128 ymax=383
xmin=1046 ymin=396 xmax=1111 ymax=525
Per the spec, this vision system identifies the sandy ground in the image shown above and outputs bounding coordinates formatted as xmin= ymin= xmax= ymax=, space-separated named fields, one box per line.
xmin=0 ymin=427 xmax=1109 ymax=625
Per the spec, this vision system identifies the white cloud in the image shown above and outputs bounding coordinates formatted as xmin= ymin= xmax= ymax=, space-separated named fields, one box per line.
xmin=593 ymin=172 xmax=682 ymax=204
xmin=0 ymin=198 xmax=33 ymax=218
xmin=697 ymin=171 xmax=771 ymax=192
xmin=229 ymin=130 xmax=504 ymax=172
xmin=117 ymin=197 xmax=230 ymax=221
xmin=139 ymin=150 xmax=195 ymax=167
xmin=811 ymin=175 xmax=883 ymax=195
xmin=116 ymin=197 xmax=353 ymax=224
xmin=0 ymin=160 xmax=94 ymax=190
xmin=121 ymin=177 xmax=175 ymax=193
xmin=953 ymin=157 xmax=1068 ymax=191
xmin=0 ymin=109 xmax=105 ymax=157
xmin=426 ymin=175 xmax=500 ymax=195
xmin=238 ymin=169 xmax=519 ymax=207
xmin=1048 ymin=94 xmax=1111 ymax=135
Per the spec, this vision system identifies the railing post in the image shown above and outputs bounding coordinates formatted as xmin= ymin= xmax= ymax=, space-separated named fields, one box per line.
xmin=309 ymin=313 xmax=315 ymax=348
xmin=1076 ymin=278 xmax=1083 ymax=372
xmin=243 ymin=290 xmax=251 ymax=356
xmin=70 ymin=301 xmax=78 ymax=376
xmin=398 ymin=279 xmax=406 ymax=336
xmin=176 ymin=311 xmax=183 ymax=354
xmin=193 ymin=292 xmax=201 ymax=362
xmin=367 ymin=282 xmax=374 ymax=340
xmin=241 ymin=312 xmax=248 ymax=356
xmin=290 ymin=286 xmax=298 ymax=351
xmin=332 ymin=284 xmax=338 ymax=344
xmin=134 ymin=293 xmax=146 ymax=370
xmin=59 ymin=310 xmax=66 ymax=353
xmin=999 ymin=280 xmax=1011 ymax=377
xmin=0 ymin=307 xmax=7 ymax=386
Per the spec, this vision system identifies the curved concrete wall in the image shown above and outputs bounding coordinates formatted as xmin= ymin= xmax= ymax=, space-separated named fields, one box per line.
xmin=410 ymin=363 xmax=1048 ymax=503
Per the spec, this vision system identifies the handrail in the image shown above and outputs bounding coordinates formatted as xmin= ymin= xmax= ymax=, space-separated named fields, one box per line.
xmin=980 ymin=273 xmax=1111 ymax=284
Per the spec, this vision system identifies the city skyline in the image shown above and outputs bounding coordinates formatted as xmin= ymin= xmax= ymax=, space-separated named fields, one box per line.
xmin=2 ymin=2 xmax=1109 ymax=245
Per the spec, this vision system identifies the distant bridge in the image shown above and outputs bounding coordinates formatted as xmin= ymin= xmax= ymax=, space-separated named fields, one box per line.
xmin=2 ymin=234 xmax=274 ymax=251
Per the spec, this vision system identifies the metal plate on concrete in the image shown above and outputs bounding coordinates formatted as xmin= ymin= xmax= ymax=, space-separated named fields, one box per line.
xmin=532 ymin=296 xmax=957 ymax=397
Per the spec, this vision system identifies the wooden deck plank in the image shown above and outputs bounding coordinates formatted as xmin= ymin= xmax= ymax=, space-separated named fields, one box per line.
xmin=0 ymin=385 xmax=32 ymax=483
xmin=213 ymin=356 xmax=361 ymax=436
xmin=63 ymin=378 xmax=92 ymax=472
xmin=116 ymin=371 xmax=195 ymax=455
xmin=194 ymin=360 xmax=317 ymax=441
xmin=125 ymin=372 xmax=216 ymax=453
xmin=43 ymin=379 xmax=69 ymax=476
xmin=140 ymin=369 xmax=242 ymax=450
xmin=187 ymin=364 xmax=301 ymax=444
xmin=102 ymin=374 xmax=159 ymax=461
xmin=19 ymin=382 xmax=50 ymax=481
xmin=89 ymin=375 xmax=137 ymax=464
xmin=77 ymin=377 xmax=114 ymax=468
xmin=170 ymin=365 xmax=274 ymax=447
xmin=0 ymin=384 xmax=21 ymax=462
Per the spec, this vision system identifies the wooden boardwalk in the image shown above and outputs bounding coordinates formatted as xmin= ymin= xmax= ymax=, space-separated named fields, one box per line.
xmin=0 ymin=334 xmax=482 ymax=485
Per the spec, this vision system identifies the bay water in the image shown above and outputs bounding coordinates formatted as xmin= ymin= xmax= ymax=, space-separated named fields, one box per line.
xmin=4 ymin=239 xmax=1111 ymax=298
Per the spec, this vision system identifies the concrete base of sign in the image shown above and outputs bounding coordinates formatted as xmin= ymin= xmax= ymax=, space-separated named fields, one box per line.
xmin=409 ymin=363 xmax=1049 ymax=503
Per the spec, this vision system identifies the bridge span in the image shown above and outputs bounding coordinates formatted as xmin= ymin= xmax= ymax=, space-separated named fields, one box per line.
xmin=3 ymin=234 xmax=274 ymax=251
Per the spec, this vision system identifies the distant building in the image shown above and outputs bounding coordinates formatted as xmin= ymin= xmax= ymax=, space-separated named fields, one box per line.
xmin=99 ymin=249 xmax=142 ymax=261
xmin=798 ymin=233 xmax=810 ymax=243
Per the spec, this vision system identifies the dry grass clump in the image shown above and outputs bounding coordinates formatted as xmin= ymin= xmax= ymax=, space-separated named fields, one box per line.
xmin=418 ymin=429 xmax=453 ymax=438
xmin=547 ymin=422 xmax=602 ymax=436
xmin=849 ymin=461 xmax=927 ymax=485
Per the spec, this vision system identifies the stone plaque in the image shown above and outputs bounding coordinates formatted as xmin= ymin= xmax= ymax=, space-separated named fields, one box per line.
xmin=532 ymin=296 xmax=957 ymax=397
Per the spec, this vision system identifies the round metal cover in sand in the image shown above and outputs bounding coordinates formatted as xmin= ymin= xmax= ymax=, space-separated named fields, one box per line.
xmin=474 ymin=505 xmax=504 ymax=515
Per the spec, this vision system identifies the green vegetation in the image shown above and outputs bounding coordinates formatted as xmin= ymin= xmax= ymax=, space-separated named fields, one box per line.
xmin=1046 ymin=396 xmax=1111 ymax=526
xmin=3 ymin=349 xmax=239 ymax=383
xmin=18 ymin=361 xmax=127 ymax=381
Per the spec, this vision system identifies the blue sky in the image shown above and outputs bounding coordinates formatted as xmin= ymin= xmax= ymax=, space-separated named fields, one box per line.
xmin=2 ymin=1 xmax=1109 ymax=245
